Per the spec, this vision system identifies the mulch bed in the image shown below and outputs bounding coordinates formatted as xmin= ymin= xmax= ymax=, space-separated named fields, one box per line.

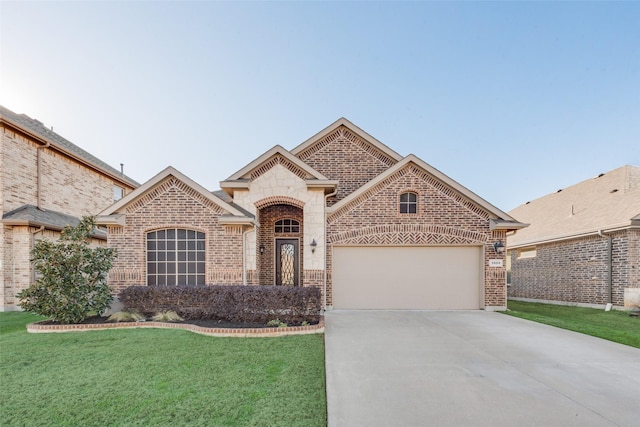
xmin=40 ymin=316 xmax=315 ymax=329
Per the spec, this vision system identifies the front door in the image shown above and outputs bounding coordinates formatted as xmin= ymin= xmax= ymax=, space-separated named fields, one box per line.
xmin=275 ymin=239 xmax=299 ymax=286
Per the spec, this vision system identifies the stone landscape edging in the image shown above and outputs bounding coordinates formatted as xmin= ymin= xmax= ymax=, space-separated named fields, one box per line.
xmin=27 ymin=316 xmax=324 ymax=338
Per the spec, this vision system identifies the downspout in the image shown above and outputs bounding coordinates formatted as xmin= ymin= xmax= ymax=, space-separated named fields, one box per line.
xmin=323 ymin=187 xmax=338 ymax=311
xmin=597 ymin=230 xmax=613 ymax=305
xmin=36 ymin=142 xmax=51 ymax=209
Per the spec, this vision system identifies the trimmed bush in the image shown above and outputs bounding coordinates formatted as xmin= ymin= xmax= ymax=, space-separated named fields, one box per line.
xmin=118 ymin=285 xmax=322 ymax=325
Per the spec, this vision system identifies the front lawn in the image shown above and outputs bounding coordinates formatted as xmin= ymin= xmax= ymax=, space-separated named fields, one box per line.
xmin=0 ymin=312 xmax=326 ymax=427
xmin=505 ymin=300 xmax=640 ymax=348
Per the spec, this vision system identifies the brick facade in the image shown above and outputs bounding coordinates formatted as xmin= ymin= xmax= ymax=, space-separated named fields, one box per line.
xmin=102 ymin=118 xmax=518 ymax=310
xmin=508 ymin=229 xmax=640 ymax=306
xmin=1 ymin=110 xmax=136 ymax=311
xmin=107 ymin=177 xmax=244 ymax=294
xmin=296 ymin=126 xmax=398 ymax=205
xmin=1 ymin=126 xmax=129 ymax=216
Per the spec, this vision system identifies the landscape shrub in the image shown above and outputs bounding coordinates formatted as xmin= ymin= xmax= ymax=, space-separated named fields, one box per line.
xmin=118 ymin=285 xmax=322 ymax=325
xmin=151 ymin=311 xmax=184 ymax=322
xmin=106 ymin=311 xmax=145 ymax=323
xmin=17 ymin=216 xmax=115 ymax=324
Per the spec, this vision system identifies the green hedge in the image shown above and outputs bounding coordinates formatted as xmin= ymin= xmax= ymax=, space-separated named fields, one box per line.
xmin=118 ymin=285 xmax=322 ymax=325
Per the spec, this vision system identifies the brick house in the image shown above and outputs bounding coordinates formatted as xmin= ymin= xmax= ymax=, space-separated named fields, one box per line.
xmin=507 ymin=165 xmax=640 ymax=308
xmin=99 ymin=118 xmax=525 ymax=311
xmin=0 ymin=106 xmax=138 ymax=311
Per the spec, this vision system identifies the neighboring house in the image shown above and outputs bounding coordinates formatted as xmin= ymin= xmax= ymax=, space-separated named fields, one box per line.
xmin=0 ymin=105 xmax=139 ymax=311
xmin=98 ymin=118 xmax=525 ymax=311
xmin=507 ymin=165 xmax=640 ymax=307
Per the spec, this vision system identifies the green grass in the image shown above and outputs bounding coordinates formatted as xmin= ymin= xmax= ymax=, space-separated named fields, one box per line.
xmin=504 ymin=300 xmax=640 ymax=348
xmin=0 ymin=312 xmax=326 ymax=427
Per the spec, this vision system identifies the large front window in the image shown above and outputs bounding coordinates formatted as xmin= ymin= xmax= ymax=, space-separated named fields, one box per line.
xmin=147 ymin=229 xmax=205 ymax=286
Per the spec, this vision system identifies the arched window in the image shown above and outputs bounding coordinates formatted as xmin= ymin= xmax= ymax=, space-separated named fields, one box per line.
xmin=275 ymin=219 xmax=300 ymax=233
xmin=399 ymin=192 xmax=418 ymax=214
xmin=147 ymin=228 xmax=205 ymax=286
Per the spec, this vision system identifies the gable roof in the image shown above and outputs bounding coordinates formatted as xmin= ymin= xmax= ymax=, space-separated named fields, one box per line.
xmin=0 ymin=105 xmax=139 ymax=188
xmin=2 ymin=204 xmax=107 ymax=239
xmin=224 ymin=145 xmax=330 ymax=181
xmin=507 ymin=165 xmax=640 ymax=247
xmin=327 ymin=154 xmax=526 ymax=229
xmin=220 ymin=145 xmax=338 ymax=195
xmin=98 ymin=166 xmax=254 ymax=223
xmin=290 ymin=117 xmax=403 ymax=163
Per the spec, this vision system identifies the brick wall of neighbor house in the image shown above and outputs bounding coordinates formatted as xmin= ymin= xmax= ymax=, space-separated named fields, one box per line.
xmin=509 ymin=230 xmax=639 ymax=306
xmin=1 ymin=124 xmax=134 ymax=310
xmin=257 ymin=204 xmax=304 ymax=286
xmin=1 ymin=126 xmax=133 ymax=216
xmin=326 ymin=164 xmax=504 ymax=307
xmin=107 ymin=177 xmax=244 ymax=294
xmin=295 ymin=126 xmax=399 ymax=205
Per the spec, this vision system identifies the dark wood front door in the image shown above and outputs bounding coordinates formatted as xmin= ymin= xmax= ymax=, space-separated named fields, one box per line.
xmin=275 ymin=239 xmax=299 ymax=286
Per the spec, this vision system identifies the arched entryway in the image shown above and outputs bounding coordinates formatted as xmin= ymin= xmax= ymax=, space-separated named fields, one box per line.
xmin=257 ymin=204 xmax=304 ymax=286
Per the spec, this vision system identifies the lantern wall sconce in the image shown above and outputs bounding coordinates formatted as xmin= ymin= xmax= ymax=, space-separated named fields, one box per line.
xmin=310 ymin=239 xmax=317 ymax=254
xmin=259 ymin=244 xmax=265 ymax=255
xmin=493 ymin=241 xmax=505 ymax=254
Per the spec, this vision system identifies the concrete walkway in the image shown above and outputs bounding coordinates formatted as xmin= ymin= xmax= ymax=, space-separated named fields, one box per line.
xmin=325 ymin=310 xmax=640 ymax=427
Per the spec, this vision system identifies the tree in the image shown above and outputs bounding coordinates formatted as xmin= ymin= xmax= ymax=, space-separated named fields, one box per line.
xmin=18 ymin=216 xmax=116 ymax=324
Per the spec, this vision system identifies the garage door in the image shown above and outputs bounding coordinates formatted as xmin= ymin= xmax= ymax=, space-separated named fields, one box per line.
xmin=332 ymin=246 xmax=482 ymax=310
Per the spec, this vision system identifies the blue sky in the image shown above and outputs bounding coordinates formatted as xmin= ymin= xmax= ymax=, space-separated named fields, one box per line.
xmin=2 ymin=1 xmax=638 ymax=211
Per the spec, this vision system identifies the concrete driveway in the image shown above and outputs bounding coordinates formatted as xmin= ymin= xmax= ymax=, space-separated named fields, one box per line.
xmin=325 ymin=310 xmax=640 ymax=427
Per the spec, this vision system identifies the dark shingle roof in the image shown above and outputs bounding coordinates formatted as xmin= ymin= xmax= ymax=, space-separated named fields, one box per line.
xmin=0 ymin=105 xmax=139 ymax=188
xmin=2 ymin=205 xmax=107 ymax=239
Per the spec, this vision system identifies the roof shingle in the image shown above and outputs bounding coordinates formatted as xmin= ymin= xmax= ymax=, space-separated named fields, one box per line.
xmin=2 ymin=204 xmax=107 ymax=239
xmin=507 ymin=165 xmax=640 ymax=247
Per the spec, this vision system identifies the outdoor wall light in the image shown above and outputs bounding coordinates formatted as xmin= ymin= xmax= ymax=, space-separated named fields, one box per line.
xmin=259 ymin=244 xmax=265 ymax=255
xmin=310 ymin=239 xmax=317 ymax=254
xmin=493 ymin=241 xmax=505 ymax=254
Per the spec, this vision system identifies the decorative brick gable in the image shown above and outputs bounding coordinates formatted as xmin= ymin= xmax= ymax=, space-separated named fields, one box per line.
xmin=295 ymin=125 xmax=398 ymax=204
xmin=107 ymin=177 xmax=243 ymax=293
xmin=250 ymin=154 xmax=310 ymax=181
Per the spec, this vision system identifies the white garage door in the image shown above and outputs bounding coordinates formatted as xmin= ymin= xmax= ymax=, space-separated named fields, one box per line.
xmin=332 ymin=246 xmax=482 ymax=310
